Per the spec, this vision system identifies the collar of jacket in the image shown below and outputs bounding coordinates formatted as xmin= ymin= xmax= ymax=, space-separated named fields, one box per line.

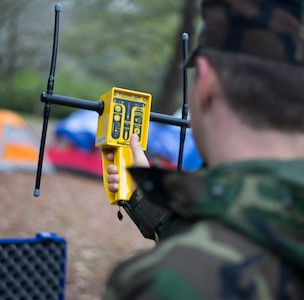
xmin=128 ymin=159 xmax=304 ymax=221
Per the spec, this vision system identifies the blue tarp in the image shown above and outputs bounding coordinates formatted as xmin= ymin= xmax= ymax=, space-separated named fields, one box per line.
xmin=147 ymin=122 xmax=203 ymax=171
xmin=54 ymin=110 xmax=203 ymax=171
xmin=55 ymin=110 xmax=98 ymax=151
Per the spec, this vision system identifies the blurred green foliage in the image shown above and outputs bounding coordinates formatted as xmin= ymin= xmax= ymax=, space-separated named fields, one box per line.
xmin=0 ymin=0 xmax=199 ymax=117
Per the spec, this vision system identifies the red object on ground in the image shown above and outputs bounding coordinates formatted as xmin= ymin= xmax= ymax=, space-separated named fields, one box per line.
xmin=47 ymin=146 xmax=103 ymax=178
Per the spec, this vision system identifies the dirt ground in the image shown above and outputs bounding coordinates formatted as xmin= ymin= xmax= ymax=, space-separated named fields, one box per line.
xmin=0 ymin=116 xmax=154 ymax=299
xmin=0 ymin=171 xmax=154 ymax=299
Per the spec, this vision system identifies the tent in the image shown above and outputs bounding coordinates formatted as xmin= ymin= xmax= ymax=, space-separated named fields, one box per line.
xmin=0 ymin=110 xmax=54 ymax=173
xmin=47 ymin=109 xmax=203 ymax=177
xmin=47 ymin=110 xmax=102 ymax=178
xmin=148 ymin=122 xmax=203 ymax=171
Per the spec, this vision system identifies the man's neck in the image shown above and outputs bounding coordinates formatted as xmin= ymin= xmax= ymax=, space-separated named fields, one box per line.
xmin=204 ymin=103 xmax=304 ymax=167
xmin=210 ymin=130 xmax=304 ymax=167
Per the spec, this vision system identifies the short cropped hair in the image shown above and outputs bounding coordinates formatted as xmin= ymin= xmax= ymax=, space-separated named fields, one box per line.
xmin=200 ymin=49 xmax=304 ymax=133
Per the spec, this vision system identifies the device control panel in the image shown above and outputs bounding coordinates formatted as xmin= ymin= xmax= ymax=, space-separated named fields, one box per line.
xmin=95 ymin=87 xmax=151 ymax=150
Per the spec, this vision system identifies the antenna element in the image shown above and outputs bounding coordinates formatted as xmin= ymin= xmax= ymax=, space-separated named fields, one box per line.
xmin=177 ymin=33 xmax=189 ymax=171
xmin=34 ymin=4 xmax=61 ymax=197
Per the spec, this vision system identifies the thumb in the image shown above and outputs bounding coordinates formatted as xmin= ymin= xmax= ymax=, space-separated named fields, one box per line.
xmin=130 ymin=134 xmax=149 ymax=167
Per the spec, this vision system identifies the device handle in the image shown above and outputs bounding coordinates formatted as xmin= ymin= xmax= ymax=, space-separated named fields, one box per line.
xmin=102 ymin=147 xmax=133 ymax=205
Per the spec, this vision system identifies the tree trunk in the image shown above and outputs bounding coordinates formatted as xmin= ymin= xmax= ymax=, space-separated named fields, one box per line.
xmin=155 ymin=0 xmax=199 ymax=114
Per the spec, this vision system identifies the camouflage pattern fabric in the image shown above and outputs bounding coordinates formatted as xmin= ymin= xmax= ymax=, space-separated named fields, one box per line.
xmin=103 ymin=159 xmax=304 ymax=299
xmin=186 ymin=0 xmax=304 ymax=67
xmin=123 ymin=189 xmax=169 ymax=241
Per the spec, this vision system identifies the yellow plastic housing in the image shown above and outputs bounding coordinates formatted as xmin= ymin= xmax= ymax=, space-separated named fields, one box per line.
xmin=95 ymin=87 xmax=151 ymax=205
xmin=95 ymin=87 xmax=151 ymax=150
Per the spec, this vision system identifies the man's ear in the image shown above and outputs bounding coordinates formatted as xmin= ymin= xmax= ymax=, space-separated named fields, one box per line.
xmin=195 ymin=57 xmax=216 ymax=111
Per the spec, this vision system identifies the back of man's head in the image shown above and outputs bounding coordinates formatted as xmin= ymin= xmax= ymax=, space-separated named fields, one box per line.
xmin=188 ymin=0 xmax=304 ymax=132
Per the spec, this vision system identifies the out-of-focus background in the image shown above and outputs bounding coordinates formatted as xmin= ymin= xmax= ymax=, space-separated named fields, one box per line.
xmin=0 ymin=0 xmax=202 ymax=299
xmin=0 ymin=0 xmax=201 ymax=116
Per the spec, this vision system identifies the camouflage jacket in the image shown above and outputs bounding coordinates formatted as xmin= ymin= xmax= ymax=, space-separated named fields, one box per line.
xmin=103 ymin=159 xmax=304 ymax=299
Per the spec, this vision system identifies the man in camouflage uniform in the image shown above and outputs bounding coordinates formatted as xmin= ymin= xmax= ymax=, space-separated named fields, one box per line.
xmin=103 ymin=0 xmax=304 ymax=299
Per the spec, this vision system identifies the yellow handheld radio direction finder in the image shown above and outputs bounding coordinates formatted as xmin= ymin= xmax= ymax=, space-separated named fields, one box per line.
xmin=95 ymin=87 xmax=151 ymax=205
xmin=33 ymin=5 xmax=190 ymax=204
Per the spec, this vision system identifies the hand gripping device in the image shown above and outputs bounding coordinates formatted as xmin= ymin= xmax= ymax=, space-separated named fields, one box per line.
xmin=95 ymin=87 xmax=151 ymax=205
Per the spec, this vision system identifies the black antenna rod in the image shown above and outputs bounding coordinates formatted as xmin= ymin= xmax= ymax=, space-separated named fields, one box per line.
xmin=177 ymin=32 xmax=189 ymax=171
xmin=34 ymin=3 xmax=61 ymax=197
